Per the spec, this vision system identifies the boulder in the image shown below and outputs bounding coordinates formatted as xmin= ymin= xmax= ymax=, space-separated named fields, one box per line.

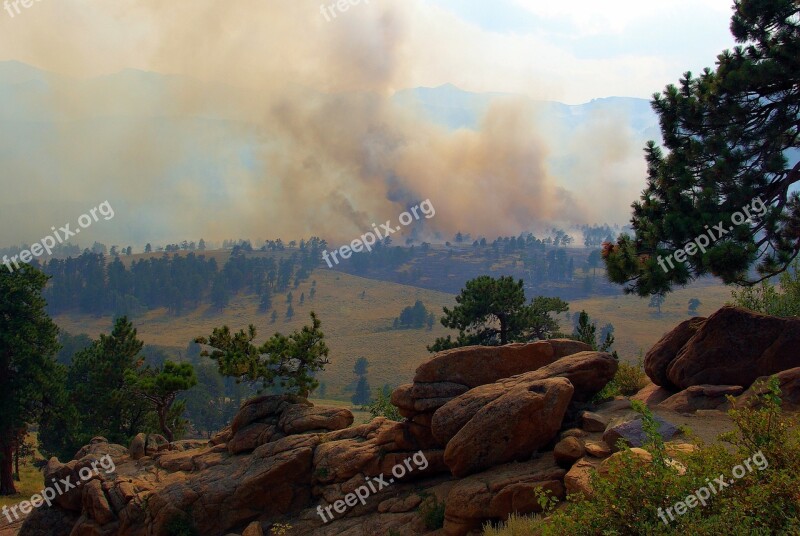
xmin=279 ymin=405 xmax=354 ymax=434
xmin=725 ymin=367 xmax=800 ymax=410
xmin=81 ymin=479 xmax=116 ymax=525
xmin=242 ymin=521 xmax=263 ymax=536
xmin=210 ymin=426 xmax=233 ymax=446
xmin=644 ymin=317 xmax=706 ymax=388
xmin=553 ymin=437 xmax=584 ymax=467
xmin=121 ymin=436 xmax=316 ymax=536
xmin=658 ymin=385 xmax=743 ymax=413
xmin=231 ymin=395 xmax=303 ymax=434
xmin=228 ymin=423 xmax=278 ymax=454
xmin=580 ymin=411 xmax=609 ymax=432
xmin=73 ymin=438 xmax=128 ymax=462
xmin=663 ymin=307 xmax=800 ymax=389
xmin=499 ymin=351 xmax=618 ymax=402
xmin=414 ymin=340 xmax=591 ymax=388
xmin=598 ymin=448 xmax=653 ymax=477
xmin=603 ymin=415 xmax=678 ymax=451
xmin=630 ymin=382 xmax=675 ymax=407
xmin=443 ymin=377 xmax=574 ymax=477
xmin=584 ymin=440 xmax=611 ymax=459
xmin=564 ymin=457 xmax=599 ymax=498
xmin=410 ymin=381 xmax=471 ymax=400
xmin=444 ymin=454 xmax=566 ymax=536
xmin=129 ymin=433 xmax=169 ymax=460
xmin=432 ymin=351 xmax=617 ymax=445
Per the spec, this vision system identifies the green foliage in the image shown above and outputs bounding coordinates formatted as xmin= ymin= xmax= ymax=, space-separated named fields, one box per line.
xmin=353 ymin=357 xmax=369 ymax=377
xmin=603 ymin=0 xmax=800 ymax=296
xmin=367 ymin=388 xmax=402 ymax=422
xmin=489 ymin=376 xmax=800 ymax=535
xmin=125 ymin=361 xmax=198 ymax=442
xmin=593 ymin=358 xmax=648 ymax=402
xmin=649 ymin=295 xmax=665 ymax=315
xmin=164 ymin=513 xmax=199 ymax=536
xmin=572 ymin=310 xmax=614 ymax=351
xmin=393 ymin=300 xmax=433 ymax=329
xmin=269 ymin=523 xmax=292 ymax=536
xmin=428 ymin=276 xmax=569 ymax=352
xmin=196 ymin=312 xmax=330 ymax=398
xmin=351 ymin=376 xmax=372 ymax=406
xmin=419 ymin=496 xmax=446 ymax=529
xmin=66 ymin=317 xmax=151 ymax=447
xmin=0 ymin=265 xmax=62 ymax=485
xmin=730 ymin=259 xmax=800 ymax=316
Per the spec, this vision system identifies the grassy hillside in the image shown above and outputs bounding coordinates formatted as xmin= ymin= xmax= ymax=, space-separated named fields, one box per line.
xmin=566 ymin=280 xmax=732 ymax=362
xmin=54 ymin=261 xmax=734 ymax=399
xmin=54 ymin=268 xmax=456 ymax=399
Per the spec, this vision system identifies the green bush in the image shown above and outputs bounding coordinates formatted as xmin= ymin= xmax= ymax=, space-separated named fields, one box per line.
xmin=486 ymin=378 xmax=800 ymax=535
xmin=419 ymin=496 xmax=446 ymax=529
xmin=368 ymin=389 xmax=402 ymax=421
xmin=730 ymin=259 xmax=800 ymax=317
xmin=593 ymin=357 xmax=648 ymax=402
xmin=164 ymin=513 xmax=199 ymax=536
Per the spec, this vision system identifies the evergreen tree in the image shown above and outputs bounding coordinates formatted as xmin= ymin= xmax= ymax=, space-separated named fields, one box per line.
xmin=353 ymin=357 xmax=369 ymax=377
xmin=259 ymin=290 xmax=272 ymax=313
xmin=352 ymin=376 xmax=372 ymax=406
xmin=604 ymin=0 xmax=800 ymax=296
xmin=649 ymin=295 xmax=665 ymax=315
xmin=0 ymin=266 xmax=61 ymax=495
xmin=429 ymin=276 xmax=567 ymax=351
xmin=196 ymin=312 xmax=330 ymax=398
xmin=124 ymin=361 xmax=197 ymax=442
xmin=67 ymin=317 xmax=151 ymax=446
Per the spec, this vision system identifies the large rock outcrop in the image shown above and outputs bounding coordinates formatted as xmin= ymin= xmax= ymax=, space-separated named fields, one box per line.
xmin=444 ymin=454 xmax=566 ymax=535
xmin=22 ymin=341 xmax=623 ymax=536
xmin=644 ymin=317 xmax=706 ymax=389
xmin=443 ymin=377 xmax=574 ymax=477
xmin=392 ymin=340 xmax=592 ymax=426
xmin=432 ymin=351 xmax=618 ymax=447
xmin=644 ymin=306 xmax=800 ymax=390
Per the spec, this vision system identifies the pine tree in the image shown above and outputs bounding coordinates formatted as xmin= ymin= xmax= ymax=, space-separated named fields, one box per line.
xmin=196 ymin=312 xmax=330 ymax=398
xmin=604 ymin=0 xmax=800 ymax=296
xmin=0 ymin=266 xmax=61 ymax=495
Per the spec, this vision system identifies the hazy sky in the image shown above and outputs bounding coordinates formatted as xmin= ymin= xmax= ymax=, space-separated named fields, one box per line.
xmin=0 ymin=0 xmax=736 ymax=103
xmin=0 ymin=0 xmax=741 ymax=247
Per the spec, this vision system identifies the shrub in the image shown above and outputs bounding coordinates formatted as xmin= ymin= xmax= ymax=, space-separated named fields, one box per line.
xmin=164 ymin=513 xmax=199 ymax=536
xmin=486 ymin=377 xmax=800 ymax=535
xmin=419 ymin=496 xmax=446 ymax=529
xmin=368 ymin=389 xmax=402 ymax=421
xmin=593 ymin=357 xmax=647 ymax=402
xmin=483 ymin=513 xmax=542 ymax=535
xmin=269 ymin=523 xmax=292 ymax=536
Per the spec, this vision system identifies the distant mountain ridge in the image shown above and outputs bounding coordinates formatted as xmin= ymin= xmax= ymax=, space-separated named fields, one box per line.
xmin=0 ymin=61 xmax=658 ymax=134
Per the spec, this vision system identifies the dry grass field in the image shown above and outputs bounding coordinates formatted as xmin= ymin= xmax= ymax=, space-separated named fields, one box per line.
xmin=566 ymin=280 xmax=732 ymax=363
xmin=53 ymin=261 xmax=734 ymax=399
xmin=54 ymin=268 xmax=456 ymax=399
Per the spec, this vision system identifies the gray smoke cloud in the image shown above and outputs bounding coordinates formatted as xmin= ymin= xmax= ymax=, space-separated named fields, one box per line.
xmin=0 ymin=0 xmax=649 ymax=248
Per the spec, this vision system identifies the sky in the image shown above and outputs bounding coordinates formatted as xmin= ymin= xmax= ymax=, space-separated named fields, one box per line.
xmin=0 ymin=0 xmax=742 ymax=247
xmin=0 ymin=0 xmax=737 ymax=103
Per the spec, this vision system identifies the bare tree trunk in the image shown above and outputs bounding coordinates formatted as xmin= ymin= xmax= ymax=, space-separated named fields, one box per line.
xmin=13 ymin=442 xmax=19 ymax=482
xmin=159 ymin=407 xmax=174 ymax=443
xmin=0 ymin=437 xmax=17 ymax=495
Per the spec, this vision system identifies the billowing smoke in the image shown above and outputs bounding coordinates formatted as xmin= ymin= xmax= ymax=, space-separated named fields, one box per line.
xmin=0 ymin=0 xmax=648 ymax=248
